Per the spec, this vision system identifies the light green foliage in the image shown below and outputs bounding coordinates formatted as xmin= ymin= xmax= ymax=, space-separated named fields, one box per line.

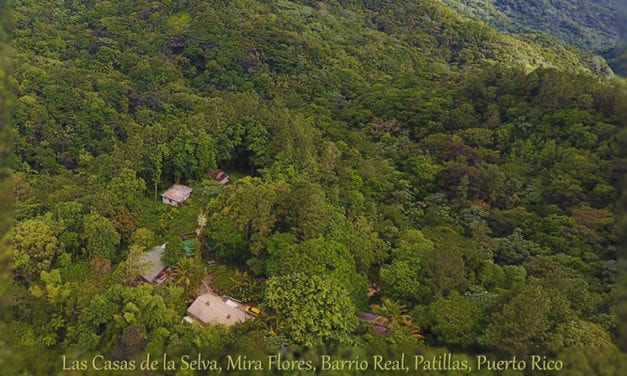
xmin=166 ymin=11 xmax=192 ymax=32
xmin=325 ymin=215 xmax=390 ymax=273
xmin=371 ymin=298 xmax=422 ymax=344
xmin=380 ymin=229 xmax=435 ymax=303
xmin=266 ymin=236 xmax=368 ymax=306
xmin=406 ymin=155 xmax=441 ymax=197
xmin=115 ymin=244 xmax=151 ymax=286
xmin=271 ymin=113 xmax=320 ymax=177
xmin=129 ymin=227 xmax=156 ymax=250
xmin=171 ymin=257 xmax=204 ymax=292
xmin=39 ymin=269 xmax=71 ymax=305
xmin=43 ymin=201 xmax=85 ymax=253
xmin=393 ymin=229 xmax=434 ymax=264
xmin=13 ymin=218 xmax=61 ymax=282
xmin=265 ymin=273 xmax=357 ymax=347
xmin=546 ymin=319 xmax=614 ymax=351
xmin=380 ymin=261 xmax=421 ymax=304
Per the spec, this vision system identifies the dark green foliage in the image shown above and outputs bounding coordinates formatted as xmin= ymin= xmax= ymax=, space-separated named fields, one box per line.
xmin=424 ymin=292 xmax=481 ymax=347
xmin=204 ymin=216 xmax=249 ymax=263
xmin=82 ymin=213 xmax=121 ymax=260
xmin=484 ymin=284 xmax=554 ymax=354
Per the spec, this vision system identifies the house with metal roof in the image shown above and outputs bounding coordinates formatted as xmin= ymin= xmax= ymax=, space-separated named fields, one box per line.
xmin=187 ymin=293 xmax=248 ymax=325
xmin=140 ymin=244 xmax=170 ymax=284
xmin=161 ymin=184 xmax=192 ymax=206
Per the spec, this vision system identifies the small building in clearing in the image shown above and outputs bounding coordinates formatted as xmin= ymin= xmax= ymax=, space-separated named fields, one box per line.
xmin=187 ymin=293 xmax=248 ymax=326
xmin=207 ymin=169 xmax=229 ymax=185
xmin=140 ymin=244 xmax=170 ymax=285
xmin=161 ymin=184 xmax=192 ymax=206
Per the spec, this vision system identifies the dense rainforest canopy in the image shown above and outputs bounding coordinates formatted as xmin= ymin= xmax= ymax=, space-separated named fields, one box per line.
xmin=3 ymin=0 xmax=627 ymax=375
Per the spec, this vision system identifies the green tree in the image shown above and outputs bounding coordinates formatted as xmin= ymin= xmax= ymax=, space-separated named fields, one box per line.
xmin=162 ymin=236 xmax=185 ymax=267
xmin=370 ymin=298 xmax=413 ymax=329
xmin=115 ymin=244 xmax=152 ymax=286
xmin=484 ymin=284 xmax=552 ymax=354
xmin=266 ymin=236 xmax=368 ymax=306
xmin=43 ymin=201 xmax=85 ymax=253
xmin=371 ymin=297 xmax=422 ymax=342
xmin=82 ymin=213 xmax=121 ymax=260
xmin=426 ymin=292 xmax=481 ymax=347
xmin=166 ymin=126 xmax=217 ymax=182
xmin=107 ymin=168 xmax=147 ymax=210
xmin=494 ymin=227 xmax=544 ymax=265
xmin=129 ymin=228 xmax=156 ymax=250
xmin=406 ymin=155 xmax=441 ymax=197
xmin=380 ymin=261 xmax=421 ymax=303
xmin=265 ymin=273 xmax=356 ymax=347
xmin=283 ymin=181 xmax=329 ymax=240
xmin=209 ymin=176 xmax=289 ymax=255
xmin=13 ymin=219 xmax=62 ymax=282
xmin=171 ymin=257 xmax=204 ymax=293
xmin=204 ymin=217 xmax=249 ymax=263
xmin=556 ymin=346 xmax=625 ymax=376
xmin=426 ymin=243 xmax=468 ymax=296
xmin=326 ymin=215 xmax=390 ymax=273
xmin=546 ymin=319 xmax=613 ymax=351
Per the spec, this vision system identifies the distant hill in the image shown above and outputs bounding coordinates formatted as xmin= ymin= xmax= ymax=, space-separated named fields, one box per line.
xmin=606 ymin=0 xmax=627 ymax=75
xmin=441 ymin=0 xmax=620 ymax=72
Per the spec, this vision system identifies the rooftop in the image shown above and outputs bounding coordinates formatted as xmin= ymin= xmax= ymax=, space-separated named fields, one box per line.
xmin=140 ymin=244 xmax=167 ymax=282
xmin=187 ymin=293 xmax=248 ymax=325
xmin=358 ymin=311 xmax=389 ymax=336
xmin=161 ymin=184 xmax=193 ymax=202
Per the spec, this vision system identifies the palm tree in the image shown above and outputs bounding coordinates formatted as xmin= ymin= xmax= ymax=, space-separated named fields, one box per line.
xmin=172 ymin=257 xmax=202 ymax=292
xmin=370 ymin=298 xmax=423 ymax=339
xmin=261 ymin=313 xmax=281 ymax=336
xmin=228 ymin=270 xmax=250 ymax=291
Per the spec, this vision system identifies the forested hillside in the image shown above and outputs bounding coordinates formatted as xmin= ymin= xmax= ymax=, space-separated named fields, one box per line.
xmin=0 ymin=0 xmax=13 ymax=371
xmin=440 ymin=0 xmax=617 ymax=54
xmin=440 ymin=0 xmax=626 ymax=76
xmin=6 ymin=0 xmax=626 ymax=374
